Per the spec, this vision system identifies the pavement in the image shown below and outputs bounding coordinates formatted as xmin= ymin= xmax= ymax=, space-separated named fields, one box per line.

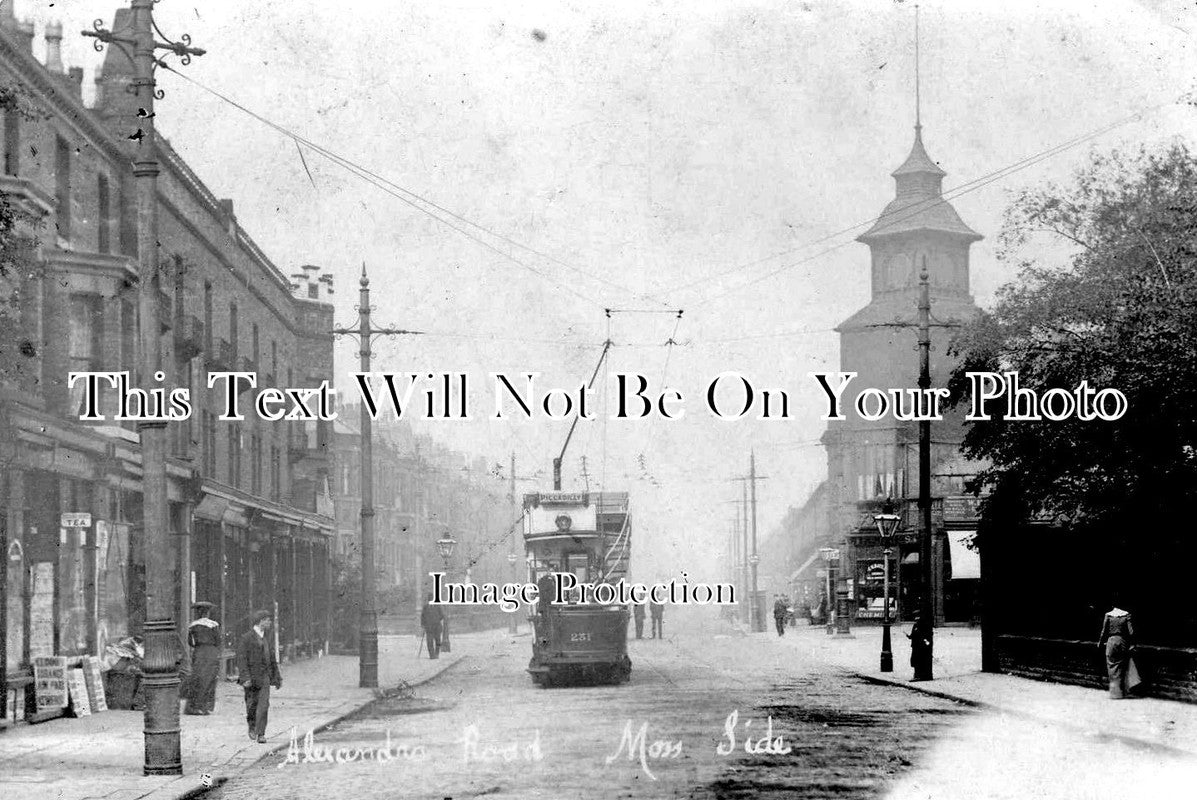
xmin=0 ymin=629 xmax=510 ymax=800
xmin=773 ymin=621 xmax=1197 ymax=758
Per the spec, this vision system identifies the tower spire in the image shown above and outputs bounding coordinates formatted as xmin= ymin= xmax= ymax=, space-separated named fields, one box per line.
xmin=915 ymin=4 xmax=922 ymax=132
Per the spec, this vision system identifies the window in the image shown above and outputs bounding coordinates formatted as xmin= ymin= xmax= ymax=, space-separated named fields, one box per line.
xmin=202 ymin=411 xmax=216 ymax=476
xmin=67 ymin=294 xmax=102 ymax=416
xmin=252 ymin=323 xmax=259 ymax=368
xmin=4 ymin=107 xmax=18 ymax=176
xmin=55 ymin=135 xmax=71 ymax=243
xmin=203 ymin=282 xmax=213 ymax=353
xmin=229 ymin=301 xmax=238 ymax=359
xmin=271 ymin=340 xmax=277 ymax=376
xmin=271 ymin=445 xmax=281 ymax=501
xmin=251 ymin=433 xmax=262 ymax=494
xmin=228 ymin=426 xmax=242 ymax=487
xmin=97 ymin=174 xmax=110 ymax=253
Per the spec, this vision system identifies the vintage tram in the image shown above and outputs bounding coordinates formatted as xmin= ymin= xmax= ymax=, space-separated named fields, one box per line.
xmin=523 ymin=490 xmax=632 ymax=686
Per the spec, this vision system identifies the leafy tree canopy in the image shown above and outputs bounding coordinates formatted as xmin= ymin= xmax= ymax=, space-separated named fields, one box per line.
xmin=949 ymin=142 xmax=1197 ymax=529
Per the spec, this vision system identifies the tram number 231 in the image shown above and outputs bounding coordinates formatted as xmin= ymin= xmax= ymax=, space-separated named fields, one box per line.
xmin=569 ymin=632 xmax=592 ymax=643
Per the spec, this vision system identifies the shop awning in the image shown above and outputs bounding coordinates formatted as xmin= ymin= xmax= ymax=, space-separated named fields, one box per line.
xmin=789 ymin=552 xmax=820 ymax=582
xmin=948 ymin=530 xmax=980 ymax=580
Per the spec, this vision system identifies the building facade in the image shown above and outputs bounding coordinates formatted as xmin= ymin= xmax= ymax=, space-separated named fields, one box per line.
xmin=821 ymin=122 xmax=983 ymax=626
xmin=0 ymin=4 xmax=334 ymax=723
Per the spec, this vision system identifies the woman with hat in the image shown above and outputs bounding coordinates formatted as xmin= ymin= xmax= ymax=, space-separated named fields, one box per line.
xmin=184 ymin=601 xmax=221 ymax=715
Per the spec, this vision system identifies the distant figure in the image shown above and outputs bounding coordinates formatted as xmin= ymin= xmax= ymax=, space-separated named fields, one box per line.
xmin=183 ymin=601 xmax=220 ymax=715
xmin=773 ymin=595 xmax=789 ymax=637
xmin=633 ymin=602 xmax=646 ymax=639
xmin=421 ymin=594 xmax=444 ymax=660
xmin=907 ymin=611 xmax=932 ymax=681
xmin=1098 ymin=603 xmax=1141 ymax=699
xmin=236 ymin=609 xmax=282 ymax=743
xmin=649 ymin=600 xmax=664 ymax=639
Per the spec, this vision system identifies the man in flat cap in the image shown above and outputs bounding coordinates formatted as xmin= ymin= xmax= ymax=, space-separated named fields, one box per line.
xmin=236 ymin=609 xmax=282 ymax=742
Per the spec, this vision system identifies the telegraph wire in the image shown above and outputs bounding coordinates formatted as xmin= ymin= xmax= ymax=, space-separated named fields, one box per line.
xmin=158 ymin=63 xmax=671 ymax=311
xmin=655 ymin=93 xmax=1188 ymax=308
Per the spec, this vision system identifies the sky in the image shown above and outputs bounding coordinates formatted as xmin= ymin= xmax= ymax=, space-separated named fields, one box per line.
xmin=16 ymin=0 xmax=1197 ymax=582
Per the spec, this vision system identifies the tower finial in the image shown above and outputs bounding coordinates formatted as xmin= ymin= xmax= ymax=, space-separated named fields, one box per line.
xmin=914 ymin=3 xmax=922 ymax=132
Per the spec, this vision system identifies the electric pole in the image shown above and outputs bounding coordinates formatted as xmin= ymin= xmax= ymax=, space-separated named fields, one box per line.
xmin=332 ymin=265 xmax=422 ymax=688
xmin=916 ymin=260 xmax=935 ymax=680
xmin=508 ymin=452 xmax=518 ymax=634
xmin=85 ymin=2 xmax=204 ymax=776
xmin=749 ymin=451 xmax=759 ymax=633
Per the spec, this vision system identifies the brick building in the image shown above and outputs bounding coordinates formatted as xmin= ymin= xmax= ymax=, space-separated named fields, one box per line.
xmin=0 ymin=3 xmax=335 ymax=723
xmin=820 ymin=121 xmax=984 ymax=626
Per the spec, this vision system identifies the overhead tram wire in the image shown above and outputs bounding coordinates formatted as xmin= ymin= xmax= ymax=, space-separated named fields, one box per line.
xmin=654 ymin=93 xmax=1188 ymax=309
xmin=157 ymin=63 xmax=673 ymax=312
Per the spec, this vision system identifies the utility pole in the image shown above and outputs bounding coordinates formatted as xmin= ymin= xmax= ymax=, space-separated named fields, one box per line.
xmin=749 ymin=451 xmax=762 ymax=632
xmin=85 ymin=2 xmax=203 ymax=776
xmin=916 ymin=260 xmax=935 ymax=681
xmin=508 ymin=452 xmax=518 ymax=634
xmin=741 ymin=480 xmax=750 ymax=629
xmin=332 ymin=265 xmax=422 ymax=688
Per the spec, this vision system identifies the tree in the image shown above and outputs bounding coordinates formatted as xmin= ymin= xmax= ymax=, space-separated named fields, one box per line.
xmin=949 ymin=142 xmax=1197 ymax=530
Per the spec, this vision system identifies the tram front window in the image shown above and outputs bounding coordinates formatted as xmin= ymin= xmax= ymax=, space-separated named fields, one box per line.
xmin=565 ymin=553 xmax=590 ymax=602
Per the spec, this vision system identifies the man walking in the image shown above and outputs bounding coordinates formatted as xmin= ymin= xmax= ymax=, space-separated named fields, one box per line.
xmin=633 ymin=602 xmax=646 ymax=639
xmin=649 ymin=600 xmax=664 ymax=639
xmin=421 ymin=594 xmax=444 ymax=659
xmin=773 ymin=594 xmax=789 ymax=637
xmin=236 ymin=609 xmax=282 ymax=743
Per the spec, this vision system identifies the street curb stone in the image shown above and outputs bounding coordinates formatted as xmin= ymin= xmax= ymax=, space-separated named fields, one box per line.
xmin=847 ymin=669 xmax=1197 ymax=760
xmin=138 ymin=653 xmax=468 ymax=800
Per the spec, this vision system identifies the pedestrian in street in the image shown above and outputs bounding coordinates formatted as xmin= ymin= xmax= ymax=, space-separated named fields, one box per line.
xmin=907 ymin=611 xmax=932 ymax=681
xmin=183 ymin=601 xmax=220 ymax=716
xmin=649 ymin=600 xmax=664 ymax=639
xmin=1098 ymin=601 xmax=1142 ymax=699
xmin=421 ymin=594 xmax=444 ymax=660
xmin=633 ymin=601 xmax=646 ymax=639
xmin=236 ymin=609 xmax=282 ymax=743
xmin=773 ymin=594 xmax=789 ymax=637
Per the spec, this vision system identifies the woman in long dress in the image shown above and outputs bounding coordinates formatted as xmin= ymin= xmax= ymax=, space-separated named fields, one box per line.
xmin=1098 ymin=605 xmax=1140 ymax=699
xmin=184 ymin=602 xmax=221 ymax=715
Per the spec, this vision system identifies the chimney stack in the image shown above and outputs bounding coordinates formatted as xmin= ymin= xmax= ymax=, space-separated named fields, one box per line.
xmin=44 ymin=21 xmax=63 ymax=74
xmin=17 ymin=19 xmax=33 ymax=52
xmin=0 ymin=1 xmax=16 ymax=32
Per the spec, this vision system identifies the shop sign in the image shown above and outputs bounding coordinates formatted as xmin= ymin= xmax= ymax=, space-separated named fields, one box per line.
xmin=60 ymin=512 xmax=92 ymax=528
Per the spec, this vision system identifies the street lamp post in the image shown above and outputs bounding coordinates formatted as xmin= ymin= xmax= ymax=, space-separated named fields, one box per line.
xmin=84 ymin=3 xmax=204 ymax=776
xmin=818 ymin=547 xmax=838 ymax=635
xmin=507 ymin=553 xmax=519 ymax=633
xmin=873 ymin=502 xmax=902 ymax=673
xmin=436 ymin=535 xmax=456 ymax=652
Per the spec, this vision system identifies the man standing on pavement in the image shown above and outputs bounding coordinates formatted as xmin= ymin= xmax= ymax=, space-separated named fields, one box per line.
xmin=649 ymin=600 xmax=664 ymax=639
xmin=633 ymin=601 xmax=646 ymax=639
xmin=421 ymin=594 xmax=444 ymax=659
xmin=236 ymin=609 xmax=282 ymax=743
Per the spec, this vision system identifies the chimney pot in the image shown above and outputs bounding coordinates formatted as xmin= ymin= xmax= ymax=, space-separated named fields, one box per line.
xmin=45 ymin=21 xmax=64 ymax=74
xmin=218 ymin=198 xmax=235 ymax=218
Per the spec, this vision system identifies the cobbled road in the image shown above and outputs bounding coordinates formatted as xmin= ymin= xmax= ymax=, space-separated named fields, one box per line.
xmin=206 ymin=620 xmax=1196 ymax=799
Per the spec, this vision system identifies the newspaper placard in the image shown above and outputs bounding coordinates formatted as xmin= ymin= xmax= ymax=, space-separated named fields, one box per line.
xmin=83 ymin=656 xmax=108 ymax=713
xmin=32 ymin=656 xmax=69 ymax=712
xmin=67 ymin=666 xmax=92 ymax=716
